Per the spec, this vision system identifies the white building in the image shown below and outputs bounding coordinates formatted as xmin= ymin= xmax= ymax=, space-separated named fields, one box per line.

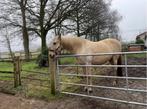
xmin=136 ymin=32 xmax=147 ymax=48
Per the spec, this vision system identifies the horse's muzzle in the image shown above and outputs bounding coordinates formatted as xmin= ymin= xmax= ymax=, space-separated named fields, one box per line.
xmin=49 ymin=51 xmax=55 ymax=59
xmin=49 ymin=54 xmax=55 ymax=59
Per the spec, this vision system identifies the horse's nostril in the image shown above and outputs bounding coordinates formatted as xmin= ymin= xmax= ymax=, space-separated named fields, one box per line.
xmin=50 ymin=54 xmax=55 ymax=58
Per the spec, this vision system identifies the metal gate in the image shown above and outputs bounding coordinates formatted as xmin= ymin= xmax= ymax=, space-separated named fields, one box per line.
xmin=50 ymin=51 xmax=147 ymax=107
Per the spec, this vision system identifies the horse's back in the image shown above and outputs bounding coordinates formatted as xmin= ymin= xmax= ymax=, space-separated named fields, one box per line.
xmin=87 ymin=38 xmax=121 ymax=53
xmin=77 ymin=38 xmax=122 ymax=65
xmin=100 ymin=38 xmax=121 ymax=52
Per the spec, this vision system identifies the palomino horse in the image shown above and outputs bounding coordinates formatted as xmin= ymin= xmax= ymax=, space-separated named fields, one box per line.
xmin=49 ymin=35 xmax=123 ymax=92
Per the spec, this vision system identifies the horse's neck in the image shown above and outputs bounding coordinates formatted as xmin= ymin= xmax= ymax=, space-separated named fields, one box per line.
xmin=61 ymin=37 xmax=84 ymax=53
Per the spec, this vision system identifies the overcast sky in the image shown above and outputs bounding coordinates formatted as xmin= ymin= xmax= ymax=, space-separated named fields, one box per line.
xmin=0 ymin=0 xmax=147 ymax=52
xmin=111 ymin=0 xmax=147 ymax=42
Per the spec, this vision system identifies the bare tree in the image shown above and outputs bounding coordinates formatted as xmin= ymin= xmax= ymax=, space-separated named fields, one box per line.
xmin=16 ymin=0 xmax=30 ymax=60
xmin=0 ymin=0 xmax=121 ymax=57
xmin=25 ymin=0 xmax=90 ymax=53
xmin=0 ymin=0 xmax=30 ymax=60
xmin=64 ymin=0 xmax=122 ymax=41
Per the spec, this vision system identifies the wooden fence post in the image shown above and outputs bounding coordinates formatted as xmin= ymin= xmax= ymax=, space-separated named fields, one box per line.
xmin=49 ymin=53 xmax=57 ymax=95
xmin=13 ymin=56 xmax=21 ymax=87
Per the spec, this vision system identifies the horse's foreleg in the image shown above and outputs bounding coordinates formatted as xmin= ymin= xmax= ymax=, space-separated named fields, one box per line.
xmin=83 ymin=66 xmax=89 ymax=91
xmin=81 ymin=66 xmax=86 ymax=79
xmin=110 ymin=56 xmax=119 ymax=86
xmin=84 ymin=66 xmax=92 ymax=93
xmin=88 ymin=67 xmax=92 ymax=93
xmin=84 ymin=66 xmax=93 ymax=93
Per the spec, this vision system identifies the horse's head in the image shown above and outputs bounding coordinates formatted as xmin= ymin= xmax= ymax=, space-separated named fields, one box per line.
xmin=49 ymin=35 xmax=62 ymax=59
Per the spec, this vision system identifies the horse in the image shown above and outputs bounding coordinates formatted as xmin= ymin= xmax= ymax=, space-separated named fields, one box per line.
xmin=48 ymin=35 xmax=123 ymax=93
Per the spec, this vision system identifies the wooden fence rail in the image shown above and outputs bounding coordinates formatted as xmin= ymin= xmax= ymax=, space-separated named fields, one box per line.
xmin=0 ymin=71 xmax=13 ymax=73
xmin=0 ymin=56 xmax=21 ymax=88
xmin=1 ymin=55 xmax=50 ymax=89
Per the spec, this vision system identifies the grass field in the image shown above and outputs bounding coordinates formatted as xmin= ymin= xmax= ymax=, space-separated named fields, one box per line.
xmin=0 ymin=57 xmax=77 ymax=99
xmin=127 ymin=53 xmax=146 ymax=58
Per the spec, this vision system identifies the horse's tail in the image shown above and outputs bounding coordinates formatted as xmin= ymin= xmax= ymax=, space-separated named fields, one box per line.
xmin=117 ymin=55 xmax=123 ymax=76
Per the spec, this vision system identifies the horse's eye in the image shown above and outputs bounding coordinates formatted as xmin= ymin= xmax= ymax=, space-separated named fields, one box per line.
xmin=53 ymin=42 xmax=56 ymax=45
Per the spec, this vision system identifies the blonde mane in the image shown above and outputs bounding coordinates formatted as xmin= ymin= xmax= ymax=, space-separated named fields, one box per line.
xmin=61 ymin=36 xmax=89 ymax=53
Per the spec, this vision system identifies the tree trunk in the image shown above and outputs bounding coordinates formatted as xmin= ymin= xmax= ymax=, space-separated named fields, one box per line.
xmin=39 ymin=1 xmax=47 ymax=54
xmin=20 ymin=0 xmax=30 ymax=61
xmin=22 ymin=26 xmax=30 ymax=60
xmin=6 ymin=37 xmax=14 ymax=59
xmin=76 ymin=9 xmax=80 ymax=37
xmin=5 ymin=28 xmax=14 ymax=59
xmin=96 ymin=25 xmax=100 ymax=41
xmin=41 ymin=30 xmax=47 ymax=54
xmin=41 ymin=36 xmax=47 ymax=53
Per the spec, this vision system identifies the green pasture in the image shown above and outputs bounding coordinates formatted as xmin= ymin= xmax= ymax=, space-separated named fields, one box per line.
xmin=127 ymin=53 xmax=146 ymax=58
xmin=0 ymin=57 xmax=77 ymax=100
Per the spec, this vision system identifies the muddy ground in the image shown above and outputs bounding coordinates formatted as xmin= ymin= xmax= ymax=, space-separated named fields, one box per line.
xmin=0 ymin=57 xmax=146 ymax=109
